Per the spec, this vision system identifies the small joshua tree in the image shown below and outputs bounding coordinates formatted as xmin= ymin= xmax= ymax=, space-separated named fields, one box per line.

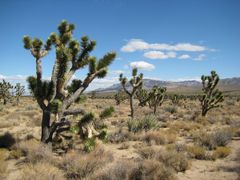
xmin=148 ymin=86 xmax=167 ymax=114
xmin=170 ymin=94 xmax=180 ymax=105
xmin=23 ymin=20 xmax=116 ymax=143
xmin=135 ymin=87 xmax=149 ymax=107
xmin=0 ymin=80 xmax=13 ymax=105
xmin=200 ymin=71 xmax=224 ymax=116
xmin=119 ymin=68 xmax=143 ymax=118
xmin=114 ymin=90 xmax=126 ymax=105
xmin=14 ymin=83 xmax=25 ymax=105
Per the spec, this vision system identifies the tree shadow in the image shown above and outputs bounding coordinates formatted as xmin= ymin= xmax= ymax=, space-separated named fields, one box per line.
xmin=0 ymin=132 xmax=16 ymax=149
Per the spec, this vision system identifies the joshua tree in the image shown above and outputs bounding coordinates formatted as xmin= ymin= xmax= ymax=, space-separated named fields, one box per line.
xmin=119 ymin=68 xmax=143 ymax=118
xmin=199 ymin=71 xmax=224 ymax=116
xmin=14 ymin=83 xmax=25 ymax=105
xmin=23 ymin=20 xmax=116 ymax=143
xmin=114 ymin=90 xmax=126 ymax=105
xmin=170 ymin=94 xmax=180 ymax=105
xmin=135 ymin=87 xmax=149 ymax=107
xmin=0 ymin=80 xmax=13 ymax=105
xmin=148 ymin=86 xmax=167 ymax=114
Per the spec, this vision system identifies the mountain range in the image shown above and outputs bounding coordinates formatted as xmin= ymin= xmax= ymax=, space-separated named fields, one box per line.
xmin=95 ymin=77 xmax=240 ymax=94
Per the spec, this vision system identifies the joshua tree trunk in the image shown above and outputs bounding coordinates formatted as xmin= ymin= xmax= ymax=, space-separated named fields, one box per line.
xmin=41 ymin=108 xmax=51 ymax=142
xmin=130 ymin=96 xmax=134 ymax=118
xmin=153 ymin=105 xmax=157 ymax=115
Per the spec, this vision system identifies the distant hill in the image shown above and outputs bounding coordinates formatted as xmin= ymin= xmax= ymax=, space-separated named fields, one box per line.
xmin=95 ymin=77 xmax=240 ymax=94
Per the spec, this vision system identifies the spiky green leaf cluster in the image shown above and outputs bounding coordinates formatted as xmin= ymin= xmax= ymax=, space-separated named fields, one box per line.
xmin=135 ymin=88 xmax=150 ymax=107
xmin=99 ymin=106 xmax=115 ymax=119
xmin=26 ymin=76 xmax=53 ymax=101
xmin=80 ymin=112 xmax=95 ymax=124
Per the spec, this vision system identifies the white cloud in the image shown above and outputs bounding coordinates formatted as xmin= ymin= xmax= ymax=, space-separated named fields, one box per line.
xmin=121 ymin=39 xmax=208 ymax=52
xmin=194 ymin=54 xmax=206 ymax=61
xmin=129 ymin=61 xmax=155 ymax=70
xmin=144 ymin=51 xmax=176 ymax=59
xmin=110 ymin=70 xmax=125 ymax=75
xmin=170 ymin=77 xmax=201 ymax=82
xmin=178 ymin=54 xmax=191 ymax=59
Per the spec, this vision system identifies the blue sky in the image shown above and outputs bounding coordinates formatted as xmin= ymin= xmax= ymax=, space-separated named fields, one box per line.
xmin=0 ymin=0 xmax=240 ymax=89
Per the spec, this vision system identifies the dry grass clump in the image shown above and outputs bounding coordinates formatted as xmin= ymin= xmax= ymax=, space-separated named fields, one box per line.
xmin=94 ymin=159 xmax=175 ymax=180
xmin=212 ymin=147 xmax=231 ymax=159
xmin=109 ymin=128 xmax=133 ymax=143
xmin=194 ymin=128 xmax=232 ymax=150
xmin=17 ymin=139 xmax=54 ymax=164
xmin=186 ymin=145 xmax=206 ymax=160
xmin=167 ymin=120 xmax=202 ymax=133
xmin=94 ymin=160 xmax=136 ymax=180
xmin=0 ymin=149 xmax=8 ymax=179
xmin=137 ymin=147 xmax=189 ymax=173
xmin=21 ymin=162 xmax=65 ymax=180
xmin=142 ymin=130 xmax=176 ymax=145
xmin=58 ymin=146 xmax=113 ymax=179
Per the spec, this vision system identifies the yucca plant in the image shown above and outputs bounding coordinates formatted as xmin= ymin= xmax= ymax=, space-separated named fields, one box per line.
xmin=23 ymin=20 xmax=116 ymax=143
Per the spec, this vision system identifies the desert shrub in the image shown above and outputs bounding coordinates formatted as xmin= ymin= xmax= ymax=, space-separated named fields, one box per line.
xmin=143 ymin=130 xmax=176 ymax=145
xmin=21 ymin=162 xmax=65 ymax=180
xmin=18 ymin=139 xmax=54 ymax=164
xmin=211 ymin=129 xmax=232 ymax=147
xmin=186 ymin=145 xmax=206 ymax=160
xmin=94 ymin=160 xmax=136 ymax=180
xmin=99 ymin=106 xmax=115 ymax=119
xmin=0 ymin=132 xmax=16 ymax=149
xmin=131 ymin=159 xmax=176 ymax=180
xmin=109 ymin=129 xmax=132 ymax=143
xmin=83 ymin=137 xmax=96 ymax=152
xmin=128 ymin=115 xmax=158 ymax=133
xmin=137 ymin=147 xmax=189 ymax=173
xmin=59 ymin=146 xmax=113 ymax=179
xmin=212 ymin=147 xmax=231 ymax=159
xmin=195 ymin=129 xmax=232 ymax=150
xmin=165 ymin=106 xmax=177 ymax=114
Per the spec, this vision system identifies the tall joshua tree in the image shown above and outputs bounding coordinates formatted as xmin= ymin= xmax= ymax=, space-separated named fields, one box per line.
xmin=148 ymin=86 xmax=167 ymax=114
xmin=119 ymin=68 xmax=143 ymax=118
xmin=23 ymin=20 xmax=116 ymax=143
xmin=200 ymin=71 xmax=224 ymax=116
xmin=14 ymin=83 xmax=25 ymax=105
xmin=0 ymin=80 xmax=13 ymax=105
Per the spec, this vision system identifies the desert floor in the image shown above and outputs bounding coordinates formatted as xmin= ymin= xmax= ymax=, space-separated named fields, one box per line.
xmin=0 ymin=96 xmax=240 ymax=180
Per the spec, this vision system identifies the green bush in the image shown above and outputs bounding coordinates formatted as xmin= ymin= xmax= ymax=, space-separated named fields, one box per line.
xmin=165 ymin=106 xmax=177 ymax=114
xmin=99 ymin=106 xmax=115 ymax=119
xmin=84 ymin=138 xmax=96 ymax=152
xmin=128 ymin=115 xmax=158 ymax=133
